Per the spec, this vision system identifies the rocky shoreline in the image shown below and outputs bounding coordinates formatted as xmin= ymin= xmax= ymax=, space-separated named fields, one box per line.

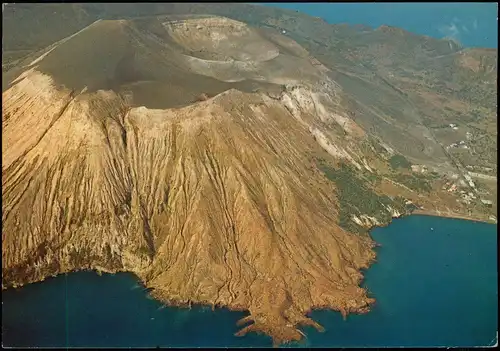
xmin=2 ymin=254 xmax=379 ymax=347
xmin=1 ymin=206 xmax=391 ymax=347
xmin=5 ymin=207 xmax=474 ymax=346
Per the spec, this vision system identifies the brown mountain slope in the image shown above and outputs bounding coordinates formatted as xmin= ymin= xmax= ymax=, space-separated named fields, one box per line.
xmin=2 ymin=17 xmax=381 ymax=346
xmin=2 ymin=4 xmax=497 ymax=346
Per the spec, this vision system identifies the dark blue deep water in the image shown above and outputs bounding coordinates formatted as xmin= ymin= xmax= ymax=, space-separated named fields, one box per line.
xmin=2 ymin=215 xmax=497 ymax=348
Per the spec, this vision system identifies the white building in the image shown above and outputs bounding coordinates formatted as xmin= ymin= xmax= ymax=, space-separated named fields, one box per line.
xmin=411 ymin=164 xmax=428 ymax=173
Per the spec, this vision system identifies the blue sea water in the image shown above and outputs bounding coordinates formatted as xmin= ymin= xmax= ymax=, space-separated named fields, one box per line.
xmin=2 ymin=215 xmax=498 ymax=348
xmin=260 ymin=3 xmax=498 ymax=49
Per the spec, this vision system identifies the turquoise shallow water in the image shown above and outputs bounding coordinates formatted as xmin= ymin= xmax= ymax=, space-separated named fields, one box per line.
xmin=2 ymin=215 xmax=497 ymax=347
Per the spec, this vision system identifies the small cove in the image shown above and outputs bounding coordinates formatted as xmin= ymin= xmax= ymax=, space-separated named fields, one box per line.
xmin=2 ymin=215 xmax=497 ymax=347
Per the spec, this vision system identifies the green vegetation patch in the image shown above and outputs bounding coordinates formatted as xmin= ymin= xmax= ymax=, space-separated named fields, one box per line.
xmin=317 ymin=161 xmax=406 ymax=234
xmin=392 ymin=173 xmax=432 ymax=193
xmin=389 ymin=154 xmax=412 ymax=169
